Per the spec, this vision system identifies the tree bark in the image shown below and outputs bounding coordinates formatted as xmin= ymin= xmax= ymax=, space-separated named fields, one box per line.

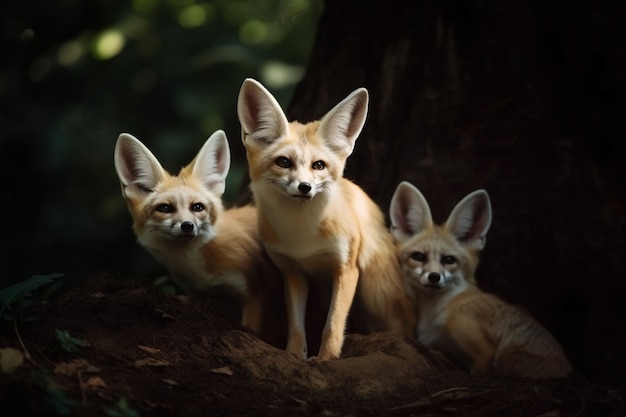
xmin=288 ymin=0 xmax=626 ymax=386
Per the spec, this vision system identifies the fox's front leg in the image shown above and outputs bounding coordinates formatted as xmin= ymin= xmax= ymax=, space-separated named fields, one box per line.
xmin=284 ymin=271 xmax=309 ymax=359
xmin=316 ymin=264 xmax=359 ymax=361
xmin=241 ymin=290 xmax=265 ymax=333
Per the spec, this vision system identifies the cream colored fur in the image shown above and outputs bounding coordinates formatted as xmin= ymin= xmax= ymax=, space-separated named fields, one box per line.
xmin=390 ymin=181 xmax=572 ymax=379
xmin=114 ymin=130 xmax=279 ymax=332
xmin=238 ymin=79 xmax=416 ymax=360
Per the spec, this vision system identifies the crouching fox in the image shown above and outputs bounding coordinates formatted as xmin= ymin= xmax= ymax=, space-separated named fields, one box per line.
xmin=389 ymin=181 xmax=572 ymax=379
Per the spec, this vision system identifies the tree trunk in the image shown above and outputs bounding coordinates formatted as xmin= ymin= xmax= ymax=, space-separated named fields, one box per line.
xmin=288 ymin=0 xmax=626 ymax=386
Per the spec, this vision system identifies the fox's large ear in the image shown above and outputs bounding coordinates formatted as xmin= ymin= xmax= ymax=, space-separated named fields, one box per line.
xmin=191 ymin=130 xmax=231 ymax=196
xmin=445 ymin=190 xmax=492 ymax=250
xmin=114 ymin=133 xmax=166 ymax=195
xmin=318 ymin=88 xmax=368 ymax=158
xmin=237 ymin=78 xmax=290 ymax=146
xmin=389 ymin=181 xmax=433 ymax=242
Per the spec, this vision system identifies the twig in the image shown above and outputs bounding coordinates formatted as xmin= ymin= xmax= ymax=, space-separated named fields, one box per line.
xmin=390 ymin=387 xmax=469 ymax=413
xmin=13 ymin=318 xmax=33 ymax=363
xmin=78 ymin=370 xmax=87 ymax=404
xmin=389 ymin=387 xmax=498 ymax=414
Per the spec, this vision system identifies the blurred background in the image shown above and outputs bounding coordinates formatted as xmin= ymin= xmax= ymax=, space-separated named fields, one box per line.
xmin=1 ymin=0 xmax=322 ymax=286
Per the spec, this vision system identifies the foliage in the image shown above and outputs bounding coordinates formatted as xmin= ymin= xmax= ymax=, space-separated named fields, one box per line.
xmin=104 ymin=397 xmax=140 ymax=417
xmin=0 ymin=273 xmax=64 ymax=320
xmin=1 ymin=0 xmax=322 ymax=282
xmin=30 ymin=369 xmax=77 ymax=416
xmin=44 ymin=387 xmax=78 ymax=416
xmin=55 ymin=328 xmax=90 ymax=353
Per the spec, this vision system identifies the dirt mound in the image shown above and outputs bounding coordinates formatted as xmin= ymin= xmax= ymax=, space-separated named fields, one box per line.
xmin=0 ymin=275 xmax=623 ymax=416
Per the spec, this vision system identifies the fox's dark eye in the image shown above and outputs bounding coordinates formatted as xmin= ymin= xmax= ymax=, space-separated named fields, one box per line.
xmin=156 ymin=204 xmax=174 ymax=213
xmin=191 ymin=203 xmax=205 ymax=212
xmin=275 ymin=157 xmax=292 ymax=168
xmin=441 ymin=255 xmax=457 ymax=265
xmin=410 ymin=252 xmax=427 ymax=262
xmin=312 ymin=160 xmax=325 ymax=170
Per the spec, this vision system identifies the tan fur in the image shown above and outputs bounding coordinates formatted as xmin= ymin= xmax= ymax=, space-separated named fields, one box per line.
xmin=114 ymin=131 xmax=280 ymax=333
xmin=238 ymin=79 xmax=416 ymax=360
xmin=390 ymin=182 xmax=572 ymax=379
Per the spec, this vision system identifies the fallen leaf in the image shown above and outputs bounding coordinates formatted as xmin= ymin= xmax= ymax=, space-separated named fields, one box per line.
xmin=84 ymin=376 xmax=107 ymax=389
xmin=155 ymin=309 xmax=174 ymax=319
xmin=210 ymin=366 xmax=233 ymax=376
xmin=90 ymin=291 xmax=105 ymax=299
xmin=75 ymin=338 xmax=91 ymax=348
xmin=137 ymin=345 xmax=161 ymax=355
xmin=175 ymin=295 xmax=191 ymax=304
xmin=161 ymin=378 xmax=179 ymax=386
xmin=0 ymin=347 xmax=24 ymax=374
xmin=135 ymin=357 xmax=170 ymax=367
xmin=54 ymin=359 xmax=100 ymax=376
xmin=289 ymin=397 xmax=307 ymax=407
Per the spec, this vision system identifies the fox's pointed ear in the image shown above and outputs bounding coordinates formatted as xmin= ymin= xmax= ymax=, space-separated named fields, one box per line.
xmin=114 ymin=133 xmax=166 ymax=195
xmin=318 ymin=88 xmax=368 ymax=158
xmin=389 ymin=181 xmax=433 ymax=242
xmin=445 ymin=189 xmax=492 ymax=250
xmin=237 ymin=78 xmax=289 ymax=146
xmin=191 ymin=130 xmax=231 ymax=196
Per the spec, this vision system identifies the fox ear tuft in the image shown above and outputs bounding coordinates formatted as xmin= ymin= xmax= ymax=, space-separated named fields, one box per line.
xmin=445 ymin=190 xmax=492 ymax=250
xmin=114 ymin=133 xmax=165 ymax=195
xmin=192 ymin=130 xmax=231 ymax=196
xmin=318 ymin=88 xmax=368 ymax=157
xmin=389 ymin=181 xmax=433 ymax=242
xmin=237 ymin=78 xmax=289 ymax=146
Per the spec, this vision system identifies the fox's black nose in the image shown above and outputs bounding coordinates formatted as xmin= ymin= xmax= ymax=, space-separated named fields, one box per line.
xmin=181 ymin=221 xmax=195 ymax=232
xmin=298 ymin=182 xmax=312 ymax=194
xmin=428 ymin=272 xmax=442 ymax=284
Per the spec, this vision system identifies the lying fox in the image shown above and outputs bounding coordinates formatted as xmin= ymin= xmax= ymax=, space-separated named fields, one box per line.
xmin=389 ymin=181 xmax=572 ymax=379
xmin=237 ymin=78 xmax=416 ymax=360
xmin=114 ymin=130 xmax=279 ymax=333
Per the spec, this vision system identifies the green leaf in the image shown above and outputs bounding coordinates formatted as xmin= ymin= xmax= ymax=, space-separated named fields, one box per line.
xmin=105 ymin=397 xmax=139 ymax=417
xmin=55 ymin=328 xmax=90 ymax=352
xmin=44 ymin=387 xmax=76 ymax=415
xmin=0 ymin=274 xmax=63 ymax=319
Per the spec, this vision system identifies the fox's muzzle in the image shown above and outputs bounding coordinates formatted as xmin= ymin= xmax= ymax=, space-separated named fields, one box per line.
xmin=181 ymin=221 xmax=195 ymax=232
xmin=298 ymin=182 xmax=312 ymax=194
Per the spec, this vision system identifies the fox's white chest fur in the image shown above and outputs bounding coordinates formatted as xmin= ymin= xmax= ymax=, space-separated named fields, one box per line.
xmin=257 ymin=188 xmax=351 ymax=273
xmin=416 ymin=284 xmax=466 ymax=346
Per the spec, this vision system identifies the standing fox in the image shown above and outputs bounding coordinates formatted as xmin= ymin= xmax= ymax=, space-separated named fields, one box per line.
xmin=114 ymin=130 xmax=279 ymax=332
xmin=237 ymin=78 xmax=416 ymax=361
xmin=389 ymin=181 xmax=572 ymax=379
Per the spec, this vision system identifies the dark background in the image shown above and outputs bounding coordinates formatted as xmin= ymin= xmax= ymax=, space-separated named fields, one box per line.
xmin=1 ymin=0 xmax=321 ymax=282
xmin=2 ymin=0 xmax=625 ymax=389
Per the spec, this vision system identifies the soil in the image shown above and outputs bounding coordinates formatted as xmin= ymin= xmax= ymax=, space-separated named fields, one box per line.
xmin=1 ymin=275 xmax=624 ymax=417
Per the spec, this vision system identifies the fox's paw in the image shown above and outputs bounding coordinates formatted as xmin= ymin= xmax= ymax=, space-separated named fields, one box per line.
xmin=307 ymin=354 xmax=339 ymax=362
xmin=286 ymin=340 xmax=308 ymax=360
xmin=311 ymin=348 xmax=340 ymax=361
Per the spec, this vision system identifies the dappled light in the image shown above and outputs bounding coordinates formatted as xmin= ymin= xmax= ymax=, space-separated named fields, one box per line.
xmin=92 ymin=29 xmax=126 ymax=60
xmin=1 ymin=0 xmax=321 ymax=282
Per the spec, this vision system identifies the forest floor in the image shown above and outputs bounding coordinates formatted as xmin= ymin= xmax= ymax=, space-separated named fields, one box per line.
xmin=0 ymin=275 xmax=624 ymax=417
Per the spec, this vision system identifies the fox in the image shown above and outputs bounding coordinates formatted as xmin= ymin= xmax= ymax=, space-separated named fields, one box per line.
xmin=237 ymin=78 xmax=416 ymax=361
xmin=389 ymin=181 xmax=573 ymax=379
xmin=114 ymin=130 xmax=280 ymax=333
